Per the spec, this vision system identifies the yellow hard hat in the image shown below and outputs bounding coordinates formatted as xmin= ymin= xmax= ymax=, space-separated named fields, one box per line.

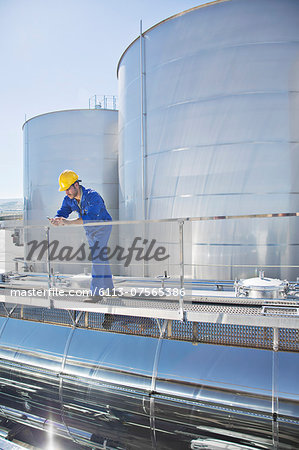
xmin=58 ymin=170 xmax=79 ymax=191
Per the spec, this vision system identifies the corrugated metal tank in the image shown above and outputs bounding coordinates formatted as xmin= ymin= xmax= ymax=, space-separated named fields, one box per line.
xmin=117 ymin=0 xmax=299 ymax=281
xmin=23 ymin=109 xmax=118 ymax=274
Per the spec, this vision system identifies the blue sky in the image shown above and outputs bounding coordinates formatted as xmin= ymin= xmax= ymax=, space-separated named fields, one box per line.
xmin=0 ymin=0 xmax=206 ymax=199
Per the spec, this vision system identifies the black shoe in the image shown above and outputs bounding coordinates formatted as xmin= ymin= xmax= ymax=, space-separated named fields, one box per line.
xmin=102 ymin=314 xmax=114 ymax=330
xmin=83 ymin=295 xmax=103 ymax=303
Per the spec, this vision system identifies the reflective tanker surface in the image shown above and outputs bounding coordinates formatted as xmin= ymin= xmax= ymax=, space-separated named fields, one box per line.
xmin=0 ymin=316 xmax=298 ymax=449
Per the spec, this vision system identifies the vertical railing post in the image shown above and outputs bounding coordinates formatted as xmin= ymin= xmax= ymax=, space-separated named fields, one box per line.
xmin=179 ymin=220 xmax=185 ymax=320
xmin=45 ymin=226 xmax=53 ymax=307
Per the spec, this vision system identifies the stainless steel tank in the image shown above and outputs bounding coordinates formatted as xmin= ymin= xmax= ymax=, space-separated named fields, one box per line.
xmin=117 ymin=0 xmax=299 ymax=281
xmin=0 ymin=316 xmax=298 ymax=449
xmin=23 ymin=109 xmax=118 ymax=275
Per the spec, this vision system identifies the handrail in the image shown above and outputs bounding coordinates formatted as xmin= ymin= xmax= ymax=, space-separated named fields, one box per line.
xmin=4 ymin=211 xmax=299 ymax=230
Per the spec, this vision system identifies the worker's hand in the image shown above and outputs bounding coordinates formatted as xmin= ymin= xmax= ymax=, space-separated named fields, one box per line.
xmin=49 ymin=217 xmax=67 ymax=226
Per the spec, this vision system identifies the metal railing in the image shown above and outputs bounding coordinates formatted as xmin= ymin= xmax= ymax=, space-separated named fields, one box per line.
xmin=1 ymin=212 xmax=299 ymax=351
xmin=1 ymin=212 xmax=299 ymax=314
xmin=88 ymin=94 xmax=118 ymax=110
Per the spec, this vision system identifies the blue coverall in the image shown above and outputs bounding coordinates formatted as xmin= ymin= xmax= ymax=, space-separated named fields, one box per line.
xmin=56 ymin=185 xmax=114 ymax=294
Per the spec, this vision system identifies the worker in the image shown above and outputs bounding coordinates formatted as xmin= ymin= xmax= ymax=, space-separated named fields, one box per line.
xmin=49 ymin=170 xmax=114 ymax=328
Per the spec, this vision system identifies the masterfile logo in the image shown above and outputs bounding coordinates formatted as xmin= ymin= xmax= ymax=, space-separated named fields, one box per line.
xmin=26 ymin=236 xmax=170 ymax=267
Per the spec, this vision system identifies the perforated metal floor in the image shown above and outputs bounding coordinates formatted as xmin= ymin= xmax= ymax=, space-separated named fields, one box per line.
xmin=0 ymin=302 xmax=298 ymax=353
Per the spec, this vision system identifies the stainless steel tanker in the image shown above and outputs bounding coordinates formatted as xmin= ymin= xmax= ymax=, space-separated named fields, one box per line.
xmin=0 ymin=312 xmax=298 ymax=449
xmin=23 ymin=108 xmax=118 ymax=275
xmin=117 ymin=0 xmax=299 ymax=281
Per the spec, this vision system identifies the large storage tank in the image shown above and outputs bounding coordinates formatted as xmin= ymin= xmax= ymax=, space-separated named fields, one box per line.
xmin=117 ymin=0 xmax=299 ymax=281
xmin=23 ymin=109 xmax=118 ymax=275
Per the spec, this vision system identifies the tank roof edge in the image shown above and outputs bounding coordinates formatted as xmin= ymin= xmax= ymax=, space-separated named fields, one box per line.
xmin=22 ymin=108 xmax=118 ymax=130
xmin=116 ymin=0 xmax=230 ymax=78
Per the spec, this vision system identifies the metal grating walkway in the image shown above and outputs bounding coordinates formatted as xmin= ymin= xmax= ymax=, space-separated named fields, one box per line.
xmin=0 ymin=300 xmax=299 ymax=352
